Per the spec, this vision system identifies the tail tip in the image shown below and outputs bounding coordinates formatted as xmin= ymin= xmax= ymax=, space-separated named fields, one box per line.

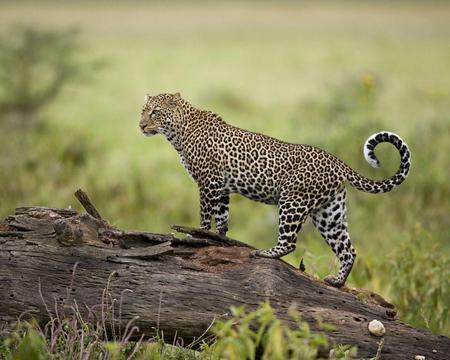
xmin=368 ymin=158 xmax=380 ymax=168
xmin=364 ymin=145 xmax=381 ymax=168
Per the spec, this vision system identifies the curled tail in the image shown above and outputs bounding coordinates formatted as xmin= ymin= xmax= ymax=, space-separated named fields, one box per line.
xmin=346 ymin=131 xmax=411 ymax=193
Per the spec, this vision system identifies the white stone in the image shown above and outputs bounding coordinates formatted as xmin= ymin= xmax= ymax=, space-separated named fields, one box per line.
xmin=414 ymin=356 xmax=425 ymax=360
xmin=368 ymin=319 xmax=385 ymax=337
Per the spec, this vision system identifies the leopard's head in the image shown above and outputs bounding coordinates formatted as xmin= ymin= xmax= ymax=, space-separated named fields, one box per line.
xmin=140 ymin=92 xmax=183 ymax=138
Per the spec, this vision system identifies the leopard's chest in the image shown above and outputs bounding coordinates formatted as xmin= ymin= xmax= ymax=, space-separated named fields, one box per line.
xmin=178 ymin=153 xmax=194 ymax=179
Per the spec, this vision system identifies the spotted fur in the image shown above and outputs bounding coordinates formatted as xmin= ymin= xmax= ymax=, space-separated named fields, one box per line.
xmin=140 ymin=93 xmax=411 ymax=287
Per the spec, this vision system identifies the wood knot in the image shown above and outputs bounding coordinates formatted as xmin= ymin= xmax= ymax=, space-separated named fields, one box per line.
xmin=54 ymin=219 xmax=84 ymax=246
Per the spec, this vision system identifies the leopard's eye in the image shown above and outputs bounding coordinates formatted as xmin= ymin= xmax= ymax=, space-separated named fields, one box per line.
xmin=151 ymin=109 xmax=161 ymax=119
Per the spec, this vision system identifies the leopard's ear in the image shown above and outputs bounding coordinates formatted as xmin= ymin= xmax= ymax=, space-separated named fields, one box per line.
xmin=144 ymin=94 xmax=151 ymax=102
xmin=167 ymin=92 xmax=181 ymax=108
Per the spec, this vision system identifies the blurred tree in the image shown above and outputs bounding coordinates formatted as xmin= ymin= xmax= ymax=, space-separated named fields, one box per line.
xmin=0 ymin=26 xmax=102 ymax=129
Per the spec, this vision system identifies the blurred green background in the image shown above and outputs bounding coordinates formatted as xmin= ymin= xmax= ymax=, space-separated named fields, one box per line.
xmin=0 ymin=1 xmax=449 ymax=335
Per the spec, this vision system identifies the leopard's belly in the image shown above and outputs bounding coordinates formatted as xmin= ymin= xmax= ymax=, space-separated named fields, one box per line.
xmin=223 ymin=169 xmax=281 ymax=205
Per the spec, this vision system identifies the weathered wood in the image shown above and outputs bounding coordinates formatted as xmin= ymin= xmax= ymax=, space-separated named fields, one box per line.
xmin=15 ymin=206 xmax=78 ymax=217
xmin=171 ymin=224 xmax=254 ymax=248
xmin=0 ymin=232 xmax=22 ymax=237
xmin=100 ymin=227 xmax=240 ymax=248
xmin=74 ymin=189 xmax=104 ymax=220
xmin=0 ymin=206 xmax=449 ymax=360
xmin=98 ymin=228 xmax=175 ymax=248
xmin=106 ymin=241 xmax=174 ymax=260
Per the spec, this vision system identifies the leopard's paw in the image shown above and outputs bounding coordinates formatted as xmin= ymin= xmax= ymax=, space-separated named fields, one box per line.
xmin=324 ymin=275 xmax=345 ymax=288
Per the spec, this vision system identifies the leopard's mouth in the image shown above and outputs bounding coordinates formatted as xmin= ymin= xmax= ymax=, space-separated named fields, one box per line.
xmin=142 ymin=126 xmax=159 ymax=136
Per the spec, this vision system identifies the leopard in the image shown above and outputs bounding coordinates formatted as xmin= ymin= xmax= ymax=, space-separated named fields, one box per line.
xmin=139 ymin=92 xmax=411 ymax=287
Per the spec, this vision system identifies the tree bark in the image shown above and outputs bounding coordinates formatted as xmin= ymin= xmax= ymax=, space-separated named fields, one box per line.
xmin=0 ymin=193 xmax=449 ymax=359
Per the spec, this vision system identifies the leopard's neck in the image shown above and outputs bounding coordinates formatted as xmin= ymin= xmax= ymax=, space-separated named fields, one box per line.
xmin=164 ymin=107 xmax=225 ymax=155
xmin=163 ymin=130 xmax=183 ymax=152
xmin=160 ymin=105 xmax=192 ymax=152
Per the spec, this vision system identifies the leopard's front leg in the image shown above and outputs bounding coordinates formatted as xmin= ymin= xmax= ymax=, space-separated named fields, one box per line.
xmin=250 ymin=196 xmax=309 ymax=259
xmin=214 ymin=194 xmax=229 ymax=236
xmin=198 ymin=183 xmax=222 ymax=231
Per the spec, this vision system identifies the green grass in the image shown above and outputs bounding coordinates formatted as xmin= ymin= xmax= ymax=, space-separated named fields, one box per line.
xmin=0 ymin=301 xmax=356 ymax=360
xmin=0 ymin=0 xmax=449 ymax=337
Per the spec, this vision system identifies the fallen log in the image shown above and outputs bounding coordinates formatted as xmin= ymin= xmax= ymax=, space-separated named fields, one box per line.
xmin=0 ymin=190 xmax=448 ymax=359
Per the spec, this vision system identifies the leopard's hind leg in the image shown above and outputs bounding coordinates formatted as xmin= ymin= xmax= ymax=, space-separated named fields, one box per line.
xmin=311 ymin=188 xmax=356 ymax=288
xmin=250 ymin=196 xmax=309 ymax=258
